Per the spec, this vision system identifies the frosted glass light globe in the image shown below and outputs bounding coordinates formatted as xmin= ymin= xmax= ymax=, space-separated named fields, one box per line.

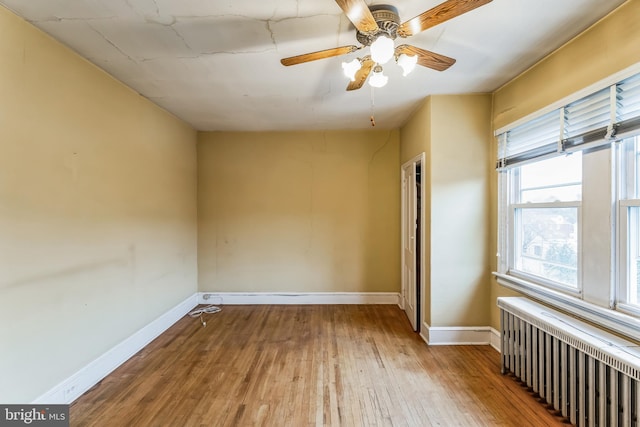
xmin=370 ymin=36 xmax=394 ymax=65
xmin=368 ymin=65 xmax=388 ymax=88
xmin=397 ymin=54 xmax=418 ymax=76
xmin=341 ymin=58 xmax=362 ymax=81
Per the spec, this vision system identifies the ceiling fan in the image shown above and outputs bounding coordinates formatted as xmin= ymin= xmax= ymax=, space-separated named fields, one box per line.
xmin=280 ymin=0 xmax=492 ymax=91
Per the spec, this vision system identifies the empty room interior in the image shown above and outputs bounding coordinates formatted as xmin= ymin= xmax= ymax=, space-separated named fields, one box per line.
xmin=2 ymin=0 xmax=640 ymax=425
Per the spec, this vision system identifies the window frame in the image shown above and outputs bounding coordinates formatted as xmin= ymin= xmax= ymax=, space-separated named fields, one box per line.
xmin=617 ymin=136 xmax=640 ymax=316
xmin=497 ymin=143 xmax=615 ymax=309
xmin=494 ymin=63 xmax=640 ymax=343
xmin=502 ymin=153 xmax=584 ymax=295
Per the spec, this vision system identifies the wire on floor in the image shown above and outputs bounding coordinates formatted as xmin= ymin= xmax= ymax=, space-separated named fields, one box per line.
xmin=188 ymin=304 xmax=221 ymax=327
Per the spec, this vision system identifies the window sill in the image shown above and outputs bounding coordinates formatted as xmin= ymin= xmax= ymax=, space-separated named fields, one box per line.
xmin=508 ymin=270 xmax=581 ymax=296
xmin=494 ymin=272 xmax=640 ymax=343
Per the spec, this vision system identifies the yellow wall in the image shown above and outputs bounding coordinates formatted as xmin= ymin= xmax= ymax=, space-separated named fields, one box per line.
xmin=490 ymin=0 xmax=640 ymax=328
xmin=0 ymin=7 xmax=198 ymax=402
xmin=400 ymin=99 xmax=431 ymax=165
xmin=197 ymin=131 xmax=400 ymax=293
xmin=400 ymin=95 xmax=492 ymax=327
xmin=430 ymin=95 xmax=492 ymax=326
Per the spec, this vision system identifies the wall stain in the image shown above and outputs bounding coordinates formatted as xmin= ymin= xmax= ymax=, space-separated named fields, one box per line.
xmin=1 ymin=257 xmax=128 ymax=290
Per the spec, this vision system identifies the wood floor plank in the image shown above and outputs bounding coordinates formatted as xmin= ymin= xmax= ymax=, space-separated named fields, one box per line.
xmin=71 ymin=305 xmax=566 ymax=426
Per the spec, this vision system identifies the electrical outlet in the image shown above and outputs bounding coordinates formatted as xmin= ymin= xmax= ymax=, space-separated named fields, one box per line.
xmin=202 ymin=293 xmax=223 ymax=304
xmin=63 ymin=384 xmax=77 ymax=401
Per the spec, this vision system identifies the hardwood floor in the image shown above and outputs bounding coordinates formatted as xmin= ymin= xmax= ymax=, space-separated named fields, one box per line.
xmin=71 ymin=305 xmax=566 ymax=426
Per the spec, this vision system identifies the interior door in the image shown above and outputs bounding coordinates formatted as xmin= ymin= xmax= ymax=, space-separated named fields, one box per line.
xmin=402 ymin=162 xmax=417 ymax=331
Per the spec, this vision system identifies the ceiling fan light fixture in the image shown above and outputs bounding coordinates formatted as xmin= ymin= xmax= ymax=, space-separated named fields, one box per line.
xmin=370 ymin=35 xmax=394 ymax=65
xmin=397 ymin=53 xmax=418 ymax=76
xmin=368 ymin=65 xmax=388 ymax=88
xmin=342 ymin=58 xmax=362 ymax=81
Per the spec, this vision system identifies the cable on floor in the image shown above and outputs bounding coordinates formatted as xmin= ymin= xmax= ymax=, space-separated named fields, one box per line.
xmin=188 ymin=304 xmax=221 ymax=327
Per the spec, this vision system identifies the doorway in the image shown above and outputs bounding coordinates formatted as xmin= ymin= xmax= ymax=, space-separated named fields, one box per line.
xmin=401 ymin=153 xmax=425 ymax=332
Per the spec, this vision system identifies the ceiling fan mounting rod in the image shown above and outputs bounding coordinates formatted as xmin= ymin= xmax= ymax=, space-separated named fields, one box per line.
xmin=356 ymin=5 xmax=400 ymax=47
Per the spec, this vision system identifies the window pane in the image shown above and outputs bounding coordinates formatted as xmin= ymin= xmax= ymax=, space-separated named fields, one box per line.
xmin=627 ymin=207 xmax=640 ymax=305
xmin=636 ymin=142 xmax=640 ymax=198
xmin=518 ymin=153 xmax=582 ymax=203
xmin=623 ymin=137 xmax=640 ymax=199
xmin=622 ymin=137 xmax=640 ymax=309
xmin=515 ymin=207 xmax=578 ymax=287
xmin=521 ymin=185 xmax=582 ymax=204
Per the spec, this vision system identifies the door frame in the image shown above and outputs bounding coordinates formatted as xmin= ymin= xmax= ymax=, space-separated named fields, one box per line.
xmin=400 ymin=153 xmax=426 ymax=331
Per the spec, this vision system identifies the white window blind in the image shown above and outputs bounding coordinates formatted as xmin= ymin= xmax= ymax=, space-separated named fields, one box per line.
xmin=497 ymin=70 xmax=640 ymax=170
xmin=617 ymin=74 xmax=640 ymax=137
xmin=563 ymin=87 xmax=611 ymax=148
xmin=497 ymin=109 xmax=561 ymax=169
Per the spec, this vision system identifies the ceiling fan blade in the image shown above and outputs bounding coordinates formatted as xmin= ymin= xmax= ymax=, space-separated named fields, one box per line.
xmin=396 ymin=44 xmax=456 ymax=71
xmin=334 ymin=0 xmax=380 ymax=34
xmin=346 ymin=56 xmax=374 ymax=91
xmin=397 ymin=0 xmax=492 ymax=37
xmin=281 ymin=45 xmax=360 ymax=66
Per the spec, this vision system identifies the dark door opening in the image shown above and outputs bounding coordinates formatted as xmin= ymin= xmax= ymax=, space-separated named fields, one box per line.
xmin=415 ymin=163 xmax=421 ymax=333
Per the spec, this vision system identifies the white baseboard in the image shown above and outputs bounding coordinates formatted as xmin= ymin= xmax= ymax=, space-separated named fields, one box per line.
xmin=198 ymin=291 xmax=400 ymax=305
xmin=490 ymin=327 xmax=501 ymax=352
xmin=420 ymin=325 xmax=494 ymax=346
xmin=32 ymin=293 xmax=198 ymax=404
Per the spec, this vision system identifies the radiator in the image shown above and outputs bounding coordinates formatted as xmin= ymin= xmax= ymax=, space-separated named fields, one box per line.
xmin=498 ymin=297 xmax=640 ymax=427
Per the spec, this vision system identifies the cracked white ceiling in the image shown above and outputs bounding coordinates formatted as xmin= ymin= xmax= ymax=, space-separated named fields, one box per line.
xmin=0 ymin=0 xmax=628 ymax=131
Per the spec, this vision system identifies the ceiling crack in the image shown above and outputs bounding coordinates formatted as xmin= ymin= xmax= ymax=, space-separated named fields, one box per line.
xmin=266 ymin=21 xmax=277 ymax=51
xmin=336 ymin=13 xmax=344 ymax=46
xmin=86 ymin=21 xmax=136 ymax=63
xmin=33 ymin=15 xmax=117 ymax=23
xmin=269 ymin=13 xmax=339 ymax=24
xmin=139 ymin=54 xmax=201 ymax=62
xmin=200 ymin=47 xmax=276 ymax=56
xmin=168 ymin=25 xmax=193 ymax=51
xmin=171 ymin=13 xmax=266 ymax=21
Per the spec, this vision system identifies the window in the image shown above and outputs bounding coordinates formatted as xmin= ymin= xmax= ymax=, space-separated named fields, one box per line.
xmin=510 ymin=154 xmax=581 ymax=290
xmin=619 ymin=136 xmax=640 ymax=311
xmin=495 ymin=67 xmax=640 ymax=339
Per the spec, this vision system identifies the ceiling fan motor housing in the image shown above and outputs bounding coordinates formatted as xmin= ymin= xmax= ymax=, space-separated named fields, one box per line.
xmin=356 ymin=5 xmax=400 ymax=46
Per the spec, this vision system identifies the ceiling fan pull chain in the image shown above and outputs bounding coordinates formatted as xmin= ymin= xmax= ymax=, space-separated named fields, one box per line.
xmin=370 ymin=86 xmax=376 ymax=127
